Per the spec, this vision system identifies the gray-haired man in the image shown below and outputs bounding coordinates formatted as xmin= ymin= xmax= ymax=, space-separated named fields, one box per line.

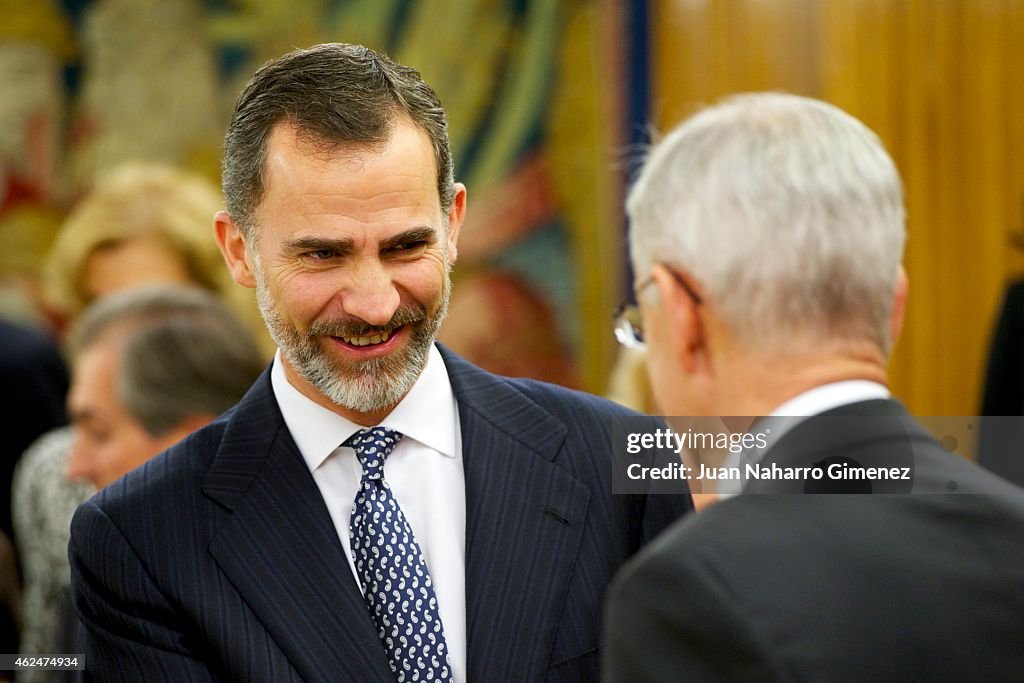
xmin=66 ymin=285 xmax=264 ymax=488
xmin=604 ymin=93 xmax=1024 ymax=681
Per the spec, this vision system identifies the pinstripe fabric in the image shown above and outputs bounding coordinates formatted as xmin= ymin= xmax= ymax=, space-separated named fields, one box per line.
xmin=69 ymin=344 xmax=692 ymax=682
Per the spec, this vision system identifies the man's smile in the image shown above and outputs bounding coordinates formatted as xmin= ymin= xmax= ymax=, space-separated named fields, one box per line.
xmin=328 ymin=323 xmax=409 ymax=355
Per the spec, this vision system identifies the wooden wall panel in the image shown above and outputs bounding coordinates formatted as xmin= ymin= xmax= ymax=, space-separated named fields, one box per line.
xmin=652 ymin=0 xmax=1024 ymax=416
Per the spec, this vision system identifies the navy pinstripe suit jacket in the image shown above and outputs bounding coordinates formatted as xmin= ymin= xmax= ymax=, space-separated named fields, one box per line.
xmin=69 ymin=345 xmax=691 ymax=682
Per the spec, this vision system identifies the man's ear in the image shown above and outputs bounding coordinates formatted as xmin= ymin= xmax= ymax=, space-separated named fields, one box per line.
xmin=889 ymin=265 xmax=908 ymax=348
xmin=214 ymin=211 xmax=256 ymax=288
xmin=653 ymin=264 xmax=705 ymax=374
xmin=444 ymin=183 xmax=467 ymax=266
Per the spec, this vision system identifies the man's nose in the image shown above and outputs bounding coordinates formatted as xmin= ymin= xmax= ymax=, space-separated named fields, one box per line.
xmin=341 ymin=260 xmax=401 ymax=326
xmin=67 ymin=436 xmax=92 ymax=483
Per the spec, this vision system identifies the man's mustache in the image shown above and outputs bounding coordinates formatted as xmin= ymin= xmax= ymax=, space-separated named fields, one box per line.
xmin=307 ymin=305 xmax=427 ymax=338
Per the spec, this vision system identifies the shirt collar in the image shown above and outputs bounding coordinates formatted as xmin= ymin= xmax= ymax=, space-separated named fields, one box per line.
xmin=724 ymin=380 xmax=892 ymax=495
xmin=768 ymin=380 xmax=890 ymax=417
xmin=271 ymin=344 xmax=459 ymax=472
xmin=751 ymin=380 xmax=891 ymax=461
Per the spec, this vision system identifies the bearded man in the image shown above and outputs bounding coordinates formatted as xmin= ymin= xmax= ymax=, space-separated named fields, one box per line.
xmin=68 ymin=43 xmax=691 ymax=683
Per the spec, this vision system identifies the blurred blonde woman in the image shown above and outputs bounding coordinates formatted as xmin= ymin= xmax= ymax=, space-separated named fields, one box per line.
xmin=43 ymin=162 xmax=271 ymax=357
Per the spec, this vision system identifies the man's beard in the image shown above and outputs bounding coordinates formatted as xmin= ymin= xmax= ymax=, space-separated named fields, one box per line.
xmin=254 ymin=265 xmax=450 ymax=414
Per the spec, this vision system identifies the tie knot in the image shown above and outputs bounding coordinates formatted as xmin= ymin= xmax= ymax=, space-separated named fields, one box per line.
xmin=343 ymin=426 xmax=403 ymax=480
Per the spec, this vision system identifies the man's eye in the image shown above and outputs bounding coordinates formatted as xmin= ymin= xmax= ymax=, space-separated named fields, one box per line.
xmin=308 ymin=250 xmax=336 ymax=260
xmin=393 ymin=241 xmax=427 ymax=252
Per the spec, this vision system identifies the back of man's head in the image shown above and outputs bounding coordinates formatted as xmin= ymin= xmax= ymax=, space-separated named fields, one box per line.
xmin=70 ymin=285 xmax=265 ymax=440
xmin=628 ymin=93 xmax=906 ymax=356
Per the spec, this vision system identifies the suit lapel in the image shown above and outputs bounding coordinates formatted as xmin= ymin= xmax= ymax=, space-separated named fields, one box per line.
xmin=202 ymin=371 xmax=394 ymax=682
xmin=441 ymin=348 xmax=591 ymax=683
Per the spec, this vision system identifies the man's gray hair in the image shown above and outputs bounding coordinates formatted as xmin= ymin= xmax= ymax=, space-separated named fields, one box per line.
xmin=70 ymin=286 xmax=265 ymax=435
xmin=222 ymin=42 xmax=454 ymax=238
xmin=628 ymin=92 xmax=906 ymax=354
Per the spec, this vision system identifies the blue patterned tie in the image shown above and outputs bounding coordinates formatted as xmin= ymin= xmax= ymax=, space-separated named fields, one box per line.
xmin=345 ymin=427 xmax=453 ymax=683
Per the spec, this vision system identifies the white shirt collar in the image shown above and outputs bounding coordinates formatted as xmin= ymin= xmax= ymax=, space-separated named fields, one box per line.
xmin=271 ymin=344 xmax=458 ymax=472
xmin=749 ymin=380 xmax=891 ymax=464
xmin=768 ymin=380 xmax=890 ymax=417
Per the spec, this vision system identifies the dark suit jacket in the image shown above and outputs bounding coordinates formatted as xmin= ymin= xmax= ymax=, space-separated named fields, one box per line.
xmin=0 ymin=319 xmax=68 ymax=541
xmin=981 ymin=279 xmax=1024 ymax=417
xmin=979 ymin=279 xmax=1024 ymax=485
xmin=70 ymin=346 xmax=691 ymax=682
xmin=604 ymin=399 xmax=1024 ymax=682
xmin=0 ymin=531 xmax=19 ymax=661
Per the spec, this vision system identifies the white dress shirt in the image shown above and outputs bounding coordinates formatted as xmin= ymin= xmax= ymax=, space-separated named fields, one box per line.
xmin=271 ymin=345 xmax=467 ymax=683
